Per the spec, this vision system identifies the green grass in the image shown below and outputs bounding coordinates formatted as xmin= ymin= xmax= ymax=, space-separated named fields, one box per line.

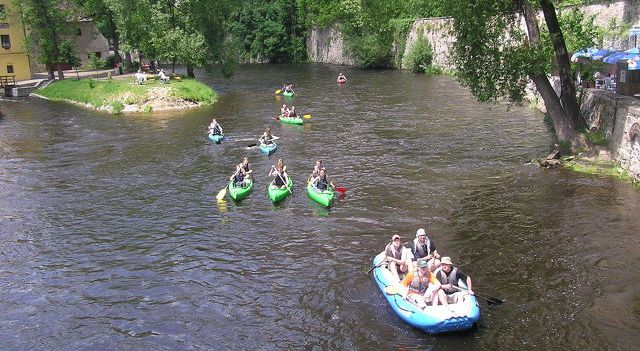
xmin=563 ymin=157 xmax=640 ymax=190
xmin=582 ymin=129 xmax=608 ymax=146
xmin=37 ymin=77 xmax=217 ymax=111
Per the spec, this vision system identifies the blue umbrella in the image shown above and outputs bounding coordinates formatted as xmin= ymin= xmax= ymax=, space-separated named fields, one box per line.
xmin=603 ymin=51 xmax=631 ymax=64
xmin=628 ymin=55 xmax=640 ymax=70
xmin=630 ymin=27 xmax=640 ymax=36
xmin=591 ymin=48 xmax=615 ymax=60
xmin=571 ymin=48 xmax=598 ymax=62
xmin=626 ymin=47 xmax=640 ymax=54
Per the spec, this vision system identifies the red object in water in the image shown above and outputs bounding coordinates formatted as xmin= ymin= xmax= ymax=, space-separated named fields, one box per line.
xmin=335 ymin=186 xmax=347 ymax=193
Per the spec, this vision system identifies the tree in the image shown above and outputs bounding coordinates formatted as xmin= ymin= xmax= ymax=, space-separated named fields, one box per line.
xmin=16 ymin=0 xmax=75 ymax=80
xmin=447 ymin=0 xmax=588 ymax=151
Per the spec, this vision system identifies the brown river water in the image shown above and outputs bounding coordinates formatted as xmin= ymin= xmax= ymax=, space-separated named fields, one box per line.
xmin=1 ymin=64 xmax=639 ymax=350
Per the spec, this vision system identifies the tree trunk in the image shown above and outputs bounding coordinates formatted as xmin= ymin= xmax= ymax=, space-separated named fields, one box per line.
xmin=125 ymin=52 xmax=133 ymax=68
xmin=539 ymin=0 xmax=584 ymax=131
xmin=47 ymin=63 xmax=55 ymax=80
xmin=56 ymin=63 xmax=65 ymax=80
xmin=187 ymin=65 xmax=195 ymax=78
xmin=521 ymin=1 xmax=584 ymax=150
xmin=107 ymin=11 xmax=121 ymax=64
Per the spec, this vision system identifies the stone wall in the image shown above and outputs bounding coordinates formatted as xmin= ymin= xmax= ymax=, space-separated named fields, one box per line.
xmin=581 ymin=89 xmax=640 ymax=178
xmin=401 ymin=18 xmax=455 ymax=71
xmin=306 ymin=26 xmax=354 ymax=65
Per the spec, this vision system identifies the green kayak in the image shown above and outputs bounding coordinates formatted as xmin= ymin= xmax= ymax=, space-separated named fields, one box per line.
xmin=229 ymin=178 xmax=253 ymax=201
xmin=279 ymin=115 xmax=304 ymax=125
xmin=268 ymin=176 xmax=293 ymax=203
xmin=306 ymin=181 xmax=334 ymax=207
xmin=282 ymin=91 xmax=294 ymax=97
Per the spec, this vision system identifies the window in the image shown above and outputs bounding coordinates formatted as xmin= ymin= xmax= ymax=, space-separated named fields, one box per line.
xmin=1 ymin=35 xmax=9 ymax=49
xmin=76 ymin=28 xmax=81 ymax=36
xmin=6 ymin=65 xmax=13 ymax=74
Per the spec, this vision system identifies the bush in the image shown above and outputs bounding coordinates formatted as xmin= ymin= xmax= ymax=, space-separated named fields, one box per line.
xmin=111 ymin=101 xmax=124 ymax=114
xmin=105 ymin=55 xmax=117 ymax=69
xmin=143 ymin=105 xmax=153 ymax=113
xmin=403 ymin=37 xmax=433 ymax=73
xmin=88 ymin=79 xmax=96 ymax=89
xmin=86 ymin=52 xmax=106 ymax=70
xmin=350 ymin=34 xmax=393 ymax=69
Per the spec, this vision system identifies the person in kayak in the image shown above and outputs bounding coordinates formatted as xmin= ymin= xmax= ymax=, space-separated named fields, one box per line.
xmin=284 ymin=84 xmax=294 ymax=94
xmin=411 ymin=228 xmax=441 ymax=271
xmin=259 ymin=127 xmax=275 ymax=145
xmin=337 ymin=73 xmax=347 ymax=82
xmin=239 ymin=156 xmax=253 ymax=180
xmin=434 ymin=257 xmax=473 ymax=304
xmin=400 ymin=258 xmax=442 ymax=308
xmin=269 ymin=159 xmax=289 ymax=188
xmin=230 ymin=164 xmax=248 ymax=187
xmin=311 ymin=168 xmax=334 ymax=191
xmin=384 ymin=234 xmax=411 ymax=282
xmin=309 ymin=160 xmax=323 ymax=180
xmin=288 ymin=106 xmax=298 ymax=118
xmin=208 ymin=119 xmax=223 ymax=135
xmin=280 ymin=104 xmax=289 ymax=117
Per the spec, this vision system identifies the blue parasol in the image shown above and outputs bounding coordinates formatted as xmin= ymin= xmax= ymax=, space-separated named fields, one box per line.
xmin=591 ymin=48 xmax=616 ymax=60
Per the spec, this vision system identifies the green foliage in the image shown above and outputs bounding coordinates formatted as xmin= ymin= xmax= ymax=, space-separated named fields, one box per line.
xmin=111 ymin=101 xmax=124 ymax=114
xmin=59 ymin=40 xmax=81 ymax=68
xmin=142 ymin=105 xmax=153 ymax=113
xmin=582 ymin=129 xmax=608 ymax=145
xmin=349 ymin=34 xmax=392 ymax=68
xmin=105 ymin=54 xmax=118 ymax=69
xmin=390 ymin=18 xmax=415 ymax=68
xmin=424 ymin=64 xmax=443 ymax=75
xmin=86 ymin=52 xmax=106 ymax=69
xmin=402 ymin=27 xmax=433 ymax=73
xmin=555 ymin=7 xmax=602 ymax=54
xmin=88 ymin=79 xmax=96 ymax=89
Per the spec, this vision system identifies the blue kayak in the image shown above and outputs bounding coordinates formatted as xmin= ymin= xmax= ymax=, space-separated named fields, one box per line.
xmin=260 ymin=141 xmax=277 ymax=155
xmin=372 ymin=252 xmax=480 ymax=334
xmin=208 ymin=132 xmax=223 ymax=144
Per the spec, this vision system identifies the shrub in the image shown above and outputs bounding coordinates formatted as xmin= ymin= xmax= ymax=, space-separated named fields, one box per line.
xmin=111 ymin=101 xmax=124 ymax=114
xmin=88 ymin=79 xmax=96 ymax=89
xmin=143 ymin=105 xmax=153 ymax=113
xmin=86 ymin=52 xmax=106 ymax=69
xmin=403 ymin=37 xmax=433 ymax=73
xmin=105 ymin=54 xmax=117 ymax=69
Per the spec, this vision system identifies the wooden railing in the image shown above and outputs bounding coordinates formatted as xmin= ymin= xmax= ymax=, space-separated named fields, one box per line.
xmin=0 ymin=75 xmax=16 ymax=87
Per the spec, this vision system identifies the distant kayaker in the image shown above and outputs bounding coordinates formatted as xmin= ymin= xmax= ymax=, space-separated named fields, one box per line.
xmin=289 ymin=106 xmax=297 ymax=118
xmin=208 ymin=119 xmax=223 ymax=135
xmin=280 ymin=104 xmax=289 ymax=117
xmin=384 ymin=234 xmax=411 ymax=282
xmin=259 ymin=127 xmax=275 ymax=145
xmin=309 ymin=160 xmax=323 ymax=179
xmin=230 ymin=164 xmax=248 ymax=187
xmin=311 ymin=168 xmax=334 ymax=191
xmin=283 ymin=84 xmax=294 ymax=94
xmin=434 ymin=257 xmax=473 ymax=304
xmin=269 ymin=159 xmax=289 ymax=188
xmin=239 ymin=156 xmax=252 ymax=179
xmin=400 ymin=258 xmax=442 ymax=308
xmin=337 ymin=73 xmax=347 ymax=82
xmin=411 ymin=228 xmax=441 ymax=271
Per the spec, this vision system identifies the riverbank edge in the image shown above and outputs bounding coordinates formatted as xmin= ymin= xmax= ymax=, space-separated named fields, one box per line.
xmin=31 ymin=76 xmax=217 ymax=114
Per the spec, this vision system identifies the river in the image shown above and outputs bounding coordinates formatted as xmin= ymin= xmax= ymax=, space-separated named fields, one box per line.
xmin=1 ymin=64 xmax=639 ymax=350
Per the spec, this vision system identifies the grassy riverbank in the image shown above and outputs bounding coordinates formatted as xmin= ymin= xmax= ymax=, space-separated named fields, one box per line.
xmin=562 ymin=156 xmax=640 ymax=190
xmin=36 ymin=76 xmax=217 ymax=113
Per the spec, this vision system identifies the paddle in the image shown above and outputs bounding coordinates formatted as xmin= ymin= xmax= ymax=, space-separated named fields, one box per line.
xmin=275 ymin=89 xmax=282 ymax=95
xmin=248 ymin=135 xmax=279 ymax=148
xmin=365 ymin=260 xmax=387 ymax=275
xmin=274 ymin=169 xmax=292 ymax=194
xmin=275 ymin=115 xmax=280 ymax=120
xmin=216 ymin=180 xmax=232 ymax=200
xmin=451 ymin=285 xmax=504 ymax=306
xmin=303 ymin=114 xmax=312 ymax=119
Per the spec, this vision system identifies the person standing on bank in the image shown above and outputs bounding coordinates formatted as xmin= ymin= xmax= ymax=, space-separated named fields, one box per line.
xmin=411 ymin=228 xmax=440 ymax=271
xmin=435 ymin=257 xmax=473 ymax=304
xmin=384 ymin=234 xmax=411 ymax=282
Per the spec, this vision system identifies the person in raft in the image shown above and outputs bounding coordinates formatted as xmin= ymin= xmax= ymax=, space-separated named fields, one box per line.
xmin=400 ymin=258 xmax=442 ymax=308
xmin=434 ymin=256 xmax=473 ymax=304
xmin=337 ymin=73 xmax=347 ymax=82
xmin=208 ymin=118 xmax=223 ymax=135
xmin=383 ymin=234 xmax=411 ymax=282
xmin=259 ymin=127 xmax=275 ymax=145
xmin=311 ymin=168 xmax=334 ymax=191
xmin=269 ymin=159 xmax=289 ymax=188
xmin=411 ymin=228 xmax=441 ymax=271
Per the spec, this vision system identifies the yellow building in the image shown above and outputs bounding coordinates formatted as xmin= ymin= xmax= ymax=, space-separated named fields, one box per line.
xmin=0 ymin=1 xmax=31 ymax=84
